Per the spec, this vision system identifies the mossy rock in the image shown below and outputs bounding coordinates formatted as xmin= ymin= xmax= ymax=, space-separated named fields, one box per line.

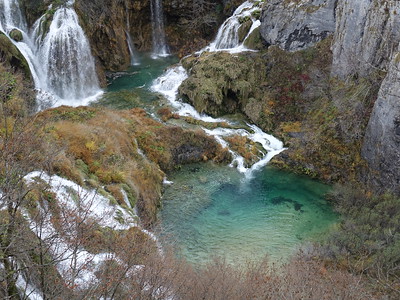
xmin=243 ymin=27 xmax=263 ymax=50
xmin=0 ymin=33 xmax=31 ymax=79
xmin=238 ymin=20 xmax=252 ymax=43
xmin=9 ymin=29 xmax=23 ymax=42
xmin=179 ymin=51 xmax=265 ymax=118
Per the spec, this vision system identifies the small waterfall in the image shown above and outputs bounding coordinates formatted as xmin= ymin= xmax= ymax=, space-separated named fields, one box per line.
xmin=151 ymin=66 xmax=285 ymax=177
xmin=125 ymin=7 xmax=139 ymax=65
xmin=150 ymin=0 xmax=169 ymax=57
xmin=40 ymin=7 xmax=100 ymax=101
xmin=0 ymin=0 xmax=102 ymax=108
xmin=204 ymin=0 xmax=261 ymax=53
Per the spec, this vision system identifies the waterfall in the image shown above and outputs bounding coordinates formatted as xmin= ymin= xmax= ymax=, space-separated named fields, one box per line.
xmin=204 ymin=0 xmax=261 ymax=53
xmin=150 ymin=0 xmax=169 ymax=57
xmin=0 ymin=0 xmax=102 ymax=108
xmin=0 ymin=0 xmax=25 ymax=32
xmin=151 ymin=66 xmax=285 ymax=177
xmin=125 ymin=7 xmax=139 ymax=65
xmin=40 ymin=7 xmax=100 ymax=102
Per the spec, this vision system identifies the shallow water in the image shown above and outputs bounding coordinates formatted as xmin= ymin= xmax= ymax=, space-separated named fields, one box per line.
xmin=105 ymin=53 xmax=179 ymax=105
xmin=159 ymin=163 xmax=337 ymax=266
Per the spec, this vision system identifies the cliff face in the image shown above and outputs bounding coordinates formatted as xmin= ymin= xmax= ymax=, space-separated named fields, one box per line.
xmin=331 ymin=0 xmax=400 ymax=78
xmin=259 ymin=0 xmax=400 ymax=194
xmin=331 ymin=0 xmax=400 ymax=193
xmin=75 ymin=0 xmax=135 ymax=72
xmin=260 ymin=0 xmax=336 ymax=51
xmin=362 ymin=52 xmax=400 ymax=194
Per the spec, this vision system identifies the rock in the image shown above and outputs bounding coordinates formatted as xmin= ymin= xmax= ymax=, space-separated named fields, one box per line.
xmin=243 ymin=26 xmax=263 ymax=50
xmin=21 ymin=0 xmax=51 ymax=26
xmin=9 ymin=29 xmax=23 ymax=42
xmin=238 ymin=19 xmax=252 ymax=43
xmin=332 ymin=0 xmax=400 ymax=78
xmin=362 ymin=51 xmax=400 ymax=195
xmin=0 ymin=33 xmax=31 ymax=79
xmin=75 ymin=0 xmax=132 ymax=72
xmin=260 ymin=0 xmax=336 ymax=51
xmin=179 ymin=52 xmax=266 ymax=119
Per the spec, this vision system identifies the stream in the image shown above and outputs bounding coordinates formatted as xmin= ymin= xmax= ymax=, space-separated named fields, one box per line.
xmin=105 ymin=54 xmax=338 ymax=265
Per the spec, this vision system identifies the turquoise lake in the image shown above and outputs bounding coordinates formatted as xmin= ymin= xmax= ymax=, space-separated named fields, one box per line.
xmin=102 ymin=54 xmax=338 ymax=266
xmin=158 ymin=163 xmax=337 ymax=265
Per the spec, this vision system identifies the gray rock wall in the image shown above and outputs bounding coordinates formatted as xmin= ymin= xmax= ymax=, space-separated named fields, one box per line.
xmin=332 ymin=0 xmax=400 ymax=78
xmin=362 ymin=51 xmax=400 ymax=194
xmin=260 ymin=0 xmax=336 ymax=51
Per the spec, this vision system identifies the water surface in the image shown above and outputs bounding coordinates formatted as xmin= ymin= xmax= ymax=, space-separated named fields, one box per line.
xmin=159 ymin=163 xmax=337 ymax=265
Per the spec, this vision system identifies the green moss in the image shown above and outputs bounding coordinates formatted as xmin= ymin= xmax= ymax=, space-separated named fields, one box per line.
xmin=238 ymin=20 xmax=252 ymax=42
xmin=9 ymin=29 xmax=23 ymax=42
xmin=243 ymin=27 xmax=263 ymax=50
xmin=179 ymin=52 xmax=266 ymax=120
xmin=0 ymin=33 xmax=31 ymax=78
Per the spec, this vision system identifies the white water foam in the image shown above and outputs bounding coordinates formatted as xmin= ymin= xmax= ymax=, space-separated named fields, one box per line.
xmin=16 ymin=273 xmax=43 ymax=300
xmin=151 ymin=65 xmax=285 ymax=176
xmin=23 ymin=171 xmax=160 ymax=288
xmin=151 ymin=66 xmax=224 ymax=122
xmin=199 ymin=0 xmax=262 ymax=54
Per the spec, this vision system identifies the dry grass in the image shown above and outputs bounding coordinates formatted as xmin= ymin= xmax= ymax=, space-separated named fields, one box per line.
xmin=35 ymin=106 xmax=230 ymax=226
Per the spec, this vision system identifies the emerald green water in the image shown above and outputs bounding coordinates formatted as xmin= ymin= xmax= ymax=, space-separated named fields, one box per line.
xmin=99 ymin=53 xmax=337 ymax=266
xmin=159 ymin=163 xmax=337 ymax=265
xmin=100 ymin=53 xmax=179 ymax=107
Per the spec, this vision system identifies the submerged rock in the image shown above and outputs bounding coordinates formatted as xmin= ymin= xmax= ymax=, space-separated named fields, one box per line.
xmin=217 ymin=209 xmax=231 ymax=216
xmin=271 ymin=196 xmax=293 ymax=205
xmin=260 ymin=0 xmax=336 ymax=51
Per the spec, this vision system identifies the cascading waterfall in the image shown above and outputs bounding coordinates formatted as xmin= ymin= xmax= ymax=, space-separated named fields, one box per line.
xmin=151 ymin=66 xmax=285 ymax=178
xmin=0 ymin=0 xmax=102 ymax=108
xmin=40 ymin=7 xmax=100 ymax=102
xmin=204 ymin=0 xmax=261 ymax=53
xmin=150 ymin=0 xmax=169 ymax=57
xmin=152 ymin=0 xmax=284 ymax=176
xmin=125 ymin=6 xmax=139 ymax=65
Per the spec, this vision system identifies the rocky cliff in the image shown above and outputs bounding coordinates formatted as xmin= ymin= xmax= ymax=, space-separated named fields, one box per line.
xmin=75 ymin=0 xmax=133 ymax=72
xmin=331 ymin=0 xmax=400 ymax=194
xmin=331 ymin=0 xmax=400 ymax=78
xmin=260 ymin=0 xmax=336 ymax=51
xmin=258 ymin=0 xmax=400 ymax=194
xmin=74 ymin=0 xmax=233 ymax=73
xmin=362 ymin=51 xmax=400 ymax=194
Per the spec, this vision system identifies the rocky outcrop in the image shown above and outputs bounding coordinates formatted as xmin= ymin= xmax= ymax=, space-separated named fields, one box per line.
xmin=21 ymin=0 xmax=52 ymax=26
xmin=75 ymin=0 xmax=133 ymax=72
xmin=362 ymin=51 xmax=400 ymax=194
xmin=0 ymin=32 xmax=31 ymax=79
xmin=331 ymin=0 xmax=400 ymax=78
xmin=260 ymin=0 xmax=336 ymax=51
xmin=74 ymin=0 xmax=230 ymax=71
xmin=179 ymin=52 xmax=266 ymax=124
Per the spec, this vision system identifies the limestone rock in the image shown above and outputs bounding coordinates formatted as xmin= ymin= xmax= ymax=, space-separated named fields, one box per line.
xmin=260 ymin=0 xmax=336 ymax=51
xmin=332 ymin=0 xmax=400 ymax=78
xmin=362 ymin=51 xmax=400 ymax=194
